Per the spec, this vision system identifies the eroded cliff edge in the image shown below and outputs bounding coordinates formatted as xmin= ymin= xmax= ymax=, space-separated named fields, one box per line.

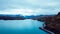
xmin=38 ymin=12 xmax=60 ymax=34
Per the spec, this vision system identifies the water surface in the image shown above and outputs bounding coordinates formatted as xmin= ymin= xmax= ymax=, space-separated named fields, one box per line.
xmin=0 ymin=19 xmax=48 ymax=34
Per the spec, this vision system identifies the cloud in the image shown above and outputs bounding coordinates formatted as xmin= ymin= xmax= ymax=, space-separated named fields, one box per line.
xmin=0 ymin=8 xmax=60 ymax=16
xmin=0 ymin=0 xmax=60 ymax=15
xmin=0 ymin=9 xmax=34 ymax=16
xmin=0 ymin=0 xmax=60 ymax=9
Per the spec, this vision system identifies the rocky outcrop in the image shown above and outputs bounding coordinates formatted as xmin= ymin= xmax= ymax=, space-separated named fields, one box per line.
xmin=38 ymin=12 xmax=60 ymax=34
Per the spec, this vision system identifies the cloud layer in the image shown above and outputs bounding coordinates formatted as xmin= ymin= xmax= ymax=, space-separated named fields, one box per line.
xmin=0 ymin=0 xmax=60 ymax=15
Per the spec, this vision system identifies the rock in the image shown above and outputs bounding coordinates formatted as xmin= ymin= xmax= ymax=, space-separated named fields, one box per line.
xmin=39 ymin=12 xmax=60 ymax=34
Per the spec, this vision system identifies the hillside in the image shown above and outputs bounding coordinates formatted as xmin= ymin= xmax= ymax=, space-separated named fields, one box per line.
xmin=38 ymin=12 xmax=60 ymax=34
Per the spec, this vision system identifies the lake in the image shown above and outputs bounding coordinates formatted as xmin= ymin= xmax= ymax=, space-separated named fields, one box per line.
xmin=0 ymin=19 xmax=48 ymax=34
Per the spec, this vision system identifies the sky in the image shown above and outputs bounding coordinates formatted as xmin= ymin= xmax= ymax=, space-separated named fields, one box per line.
xmin=0 ymin=0 xmax=60 ymax=16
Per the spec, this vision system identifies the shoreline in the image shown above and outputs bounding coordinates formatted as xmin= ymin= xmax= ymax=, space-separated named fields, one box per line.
xmin=39 ymin=27 xmax=54 ymax=34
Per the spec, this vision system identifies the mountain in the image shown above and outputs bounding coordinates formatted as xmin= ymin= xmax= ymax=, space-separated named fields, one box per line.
xmin=0 ymin=14 xmax=25 ymax=20
xmin=0 ymin=14 xmax=55 ymax=20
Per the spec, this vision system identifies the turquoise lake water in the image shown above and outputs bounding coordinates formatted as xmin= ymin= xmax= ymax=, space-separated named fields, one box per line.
xmin=0 ymin=19 xmax=48 ymax=34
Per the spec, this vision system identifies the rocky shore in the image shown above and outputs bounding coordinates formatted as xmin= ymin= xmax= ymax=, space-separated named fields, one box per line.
xmin=38 ymin=12 xmax=60 ymax=34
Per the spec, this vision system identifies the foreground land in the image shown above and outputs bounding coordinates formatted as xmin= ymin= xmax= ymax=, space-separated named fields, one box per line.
xmin=37 ymin=12 xmax=60 ymax=34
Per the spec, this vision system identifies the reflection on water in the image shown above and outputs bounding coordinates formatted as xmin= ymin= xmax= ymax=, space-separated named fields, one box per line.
xmin=0 ymin=19 xmax=48 ymax=34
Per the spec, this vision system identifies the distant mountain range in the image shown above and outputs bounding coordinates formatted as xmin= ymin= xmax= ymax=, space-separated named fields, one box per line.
xmin=0 ymin=14 xmax=24 ymax=20
xmin=0 ymin=14 xmax=55 ymax=20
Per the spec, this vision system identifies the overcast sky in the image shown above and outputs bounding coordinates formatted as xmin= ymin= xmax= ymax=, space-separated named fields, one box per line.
xmin=0 ymin=0 xmax=60 ymax=16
